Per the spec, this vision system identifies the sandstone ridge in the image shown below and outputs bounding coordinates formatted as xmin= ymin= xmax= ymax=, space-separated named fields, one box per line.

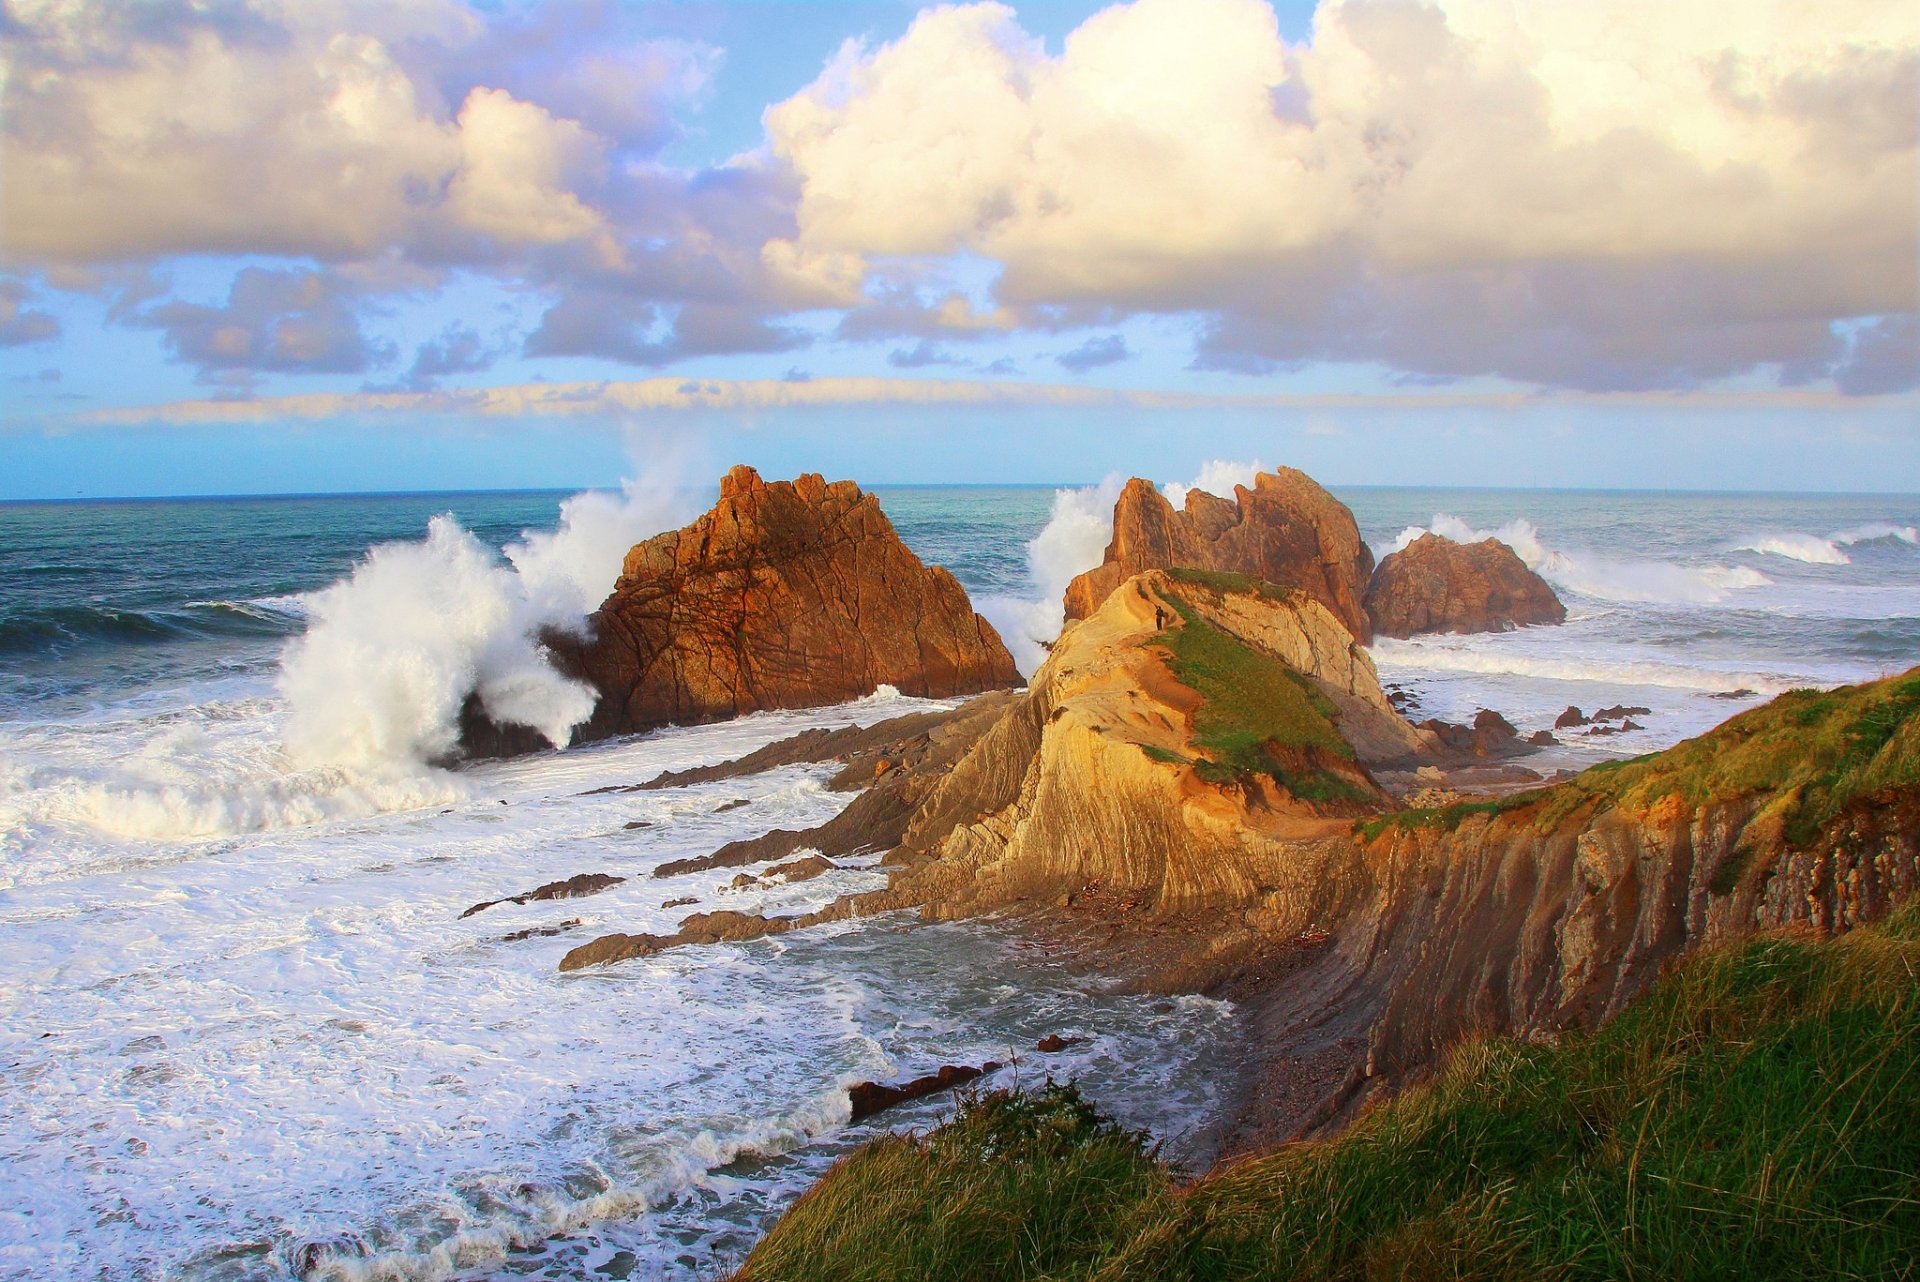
xmin=1063 ymin=469 xmax=1376 ymax=643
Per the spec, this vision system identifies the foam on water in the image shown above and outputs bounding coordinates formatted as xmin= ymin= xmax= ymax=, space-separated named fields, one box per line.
xmin=2 ymin=482 xmax=1914 ymax=1281
xmin=0 ymin=684 xmax=1241 ymax=1282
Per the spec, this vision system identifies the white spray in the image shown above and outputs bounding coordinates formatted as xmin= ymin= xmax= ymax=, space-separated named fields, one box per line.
xmin=1386 ymin=513 xmax=1772 ymax=606
xmin=280 ymin=471 xmax=700 ymax=772
xmin=979 ymin=459 xmax=1269 ymax=678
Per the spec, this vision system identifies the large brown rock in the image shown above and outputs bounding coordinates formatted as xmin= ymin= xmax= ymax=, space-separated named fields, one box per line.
xmin=1062 ymin=468 xmax=1375 ymax=643
xmin=1363 ymin=532 xmax=1565 ymax=638
xmin=523 ymin=466 xmax=1020 ymax=747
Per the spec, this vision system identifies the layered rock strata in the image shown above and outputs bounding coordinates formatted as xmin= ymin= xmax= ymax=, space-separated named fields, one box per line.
xmin=1063 ymin=470 xmax=1376 ymax=643
xmin=559 ymin=561 xmax=1919 ymax=1150
xmin=1364 ymin=532 xmax=1565 ymax=637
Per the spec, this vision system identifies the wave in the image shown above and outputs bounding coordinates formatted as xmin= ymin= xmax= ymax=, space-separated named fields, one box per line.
xmin=1732 ymin=533 xmax=1850 ymax=565
xmin=0 ymin=596 xmax=308 ymax=656
xmin=279 ymin=468 xmax=699 ymax=773
xmin=1729 ymin=523 xmax=1916 ymax=566
xmin=1370 ymin=636 xmax=1795 ymax=697
xmin=1386 ymin=513 xmax=1772 ymax=606
xmin=1832 ymin=522 xmax=1919 ymax=548
xmin=296 ymin=1087 xmax=852 ymax=1282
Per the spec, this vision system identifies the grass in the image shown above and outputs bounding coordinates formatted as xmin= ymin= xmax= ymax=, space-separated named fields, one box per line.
xmin=1164 ymin=566 xmax=1302 ymax=603
xmin=1146 ymin=590 xmax=1376 ymax=807
xmin=736 ymin=904 xmax=1920 ymax=1282
xmin=1355 ymin=669 xmax=1920 ymax=850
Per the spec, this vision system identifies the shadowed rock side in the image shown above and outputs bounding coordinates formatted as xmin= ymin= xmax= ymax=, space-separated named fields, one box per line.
xmin=1062 ymin=469 xmax=1376 ymax=643
xmin=557 ymin=561 xmax=1919 ymax=1151
xmin=877 ymin=618 xmax=1920 ymax=1142
xmin=1364 ymin=532 xmax=1566 ymax=638
xmin=465 ymin=466 xmax=1019 ymax=754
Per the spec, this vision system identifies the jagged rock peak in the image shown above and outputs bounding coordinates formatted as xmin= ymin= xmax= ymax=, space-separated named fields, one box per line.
xmin=1364 ymin=532 xmax=1566 ymax=638
xmin=1063 ymin=467 xmax=1375 ymax=643
xmin=479 ymin=466 xmax=1020 ymax=751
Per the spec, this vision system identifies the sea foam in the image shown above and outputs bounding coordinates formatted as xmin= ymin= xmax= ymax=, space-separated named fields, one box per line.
xmin=977 ymin=460 xmax=1269 ymax=676
xmin=1387 ymin=513 xmax=1772 ymax=605
xmin=280 ymin=475 xmax=697 ymax=773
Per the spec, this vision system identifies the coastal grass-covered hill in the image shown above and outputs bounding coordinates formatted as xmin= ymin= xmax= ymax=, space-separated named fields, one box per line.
xmin=719 ymin=607 xmax=1918 ymax=1279
xmin=737 ymin=902 xmax=1920 ymax=1282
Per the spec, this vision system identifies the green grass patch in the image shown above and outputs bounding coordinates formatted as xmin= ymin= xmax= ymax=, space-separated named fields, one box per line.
xmin=1139 ymin=744 xmax=1189 ymax=766
xmin=1353 ymin=793 xmax=1542 ymax=842
xmin=738 ymin=904 xmax=1920 ymax=1282
xmin=1145 ymin=592 xmax=1374 ymax=808
xmin=1355 ymin=671 xmax=1920 ymax=850
xmin=1164 ymin=566 xmax=1300 ymax=603
xmin=737 ymin=1083 xmax=1164 ymax=1282
xmin=1535 ymin=672 xmax=1920 ymax=848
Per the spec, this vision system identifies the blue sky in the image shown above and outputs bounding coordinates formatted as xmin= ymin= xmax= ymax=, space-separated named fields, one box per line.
xmin=2 ymin=0 xmax=1914 ymax=497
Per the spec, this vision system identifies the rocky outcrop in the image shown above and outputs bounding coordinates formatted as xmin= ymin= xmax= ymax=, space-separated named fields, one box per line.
xmin=467 ymin=467 xmax=1019 ymax=753
xmin=848 ymin=1063 xmax=1002 ymax=1123
xmin=1363 ymin=533 xmax=1565 ymax=638
xmin=878 ymin=571 xmax=1415 ymax=924
xmin=1063 ymin=469 xmax=1376 ymax=643
xmin=460 ymin=872 xmax=625 ymax=919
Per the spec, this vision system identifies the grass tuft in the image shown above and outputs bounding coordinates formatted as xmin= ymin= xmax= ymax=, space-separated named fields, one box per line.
xmin=738 ymin=904 xmax=1920 ymax=1282
xmin=1148 ymin=591 xmax=1376 ymax=807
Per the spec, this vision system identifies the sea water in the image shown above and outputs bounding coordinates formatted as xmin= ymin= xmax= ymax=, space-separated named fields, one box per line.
xmin=1 ymin=479 xmax=1915 ymax=1281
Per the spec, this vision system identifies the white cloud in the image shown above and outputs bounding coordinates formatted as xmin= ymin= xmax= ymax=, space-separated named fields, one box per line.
xmin=73 ymin=377 xmax=1914 ymax=428
xmin=0 ymin=2 xmax=639 ymax=265
xmin=763 ymin=0 xmax=1919 ymax=389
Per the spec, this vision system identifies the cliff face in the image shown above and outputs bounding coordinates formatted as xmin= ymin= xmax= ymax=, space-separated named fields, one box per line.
xmin=860 ymin=581 xmax=1920 ymax=1136
xmin=1364 ymin=532 xmax=1566 ymax=638
xmin=535 ymin=466 xmax=1020 ymax=745
xmin=1063 ymin=470 xmax=1376 ymax=643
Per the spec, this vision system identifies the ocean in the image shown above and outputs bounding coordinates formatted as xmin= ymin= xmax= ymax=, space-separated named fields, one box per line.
xmin=2 ymin=477 xmax=1916 ymax=1281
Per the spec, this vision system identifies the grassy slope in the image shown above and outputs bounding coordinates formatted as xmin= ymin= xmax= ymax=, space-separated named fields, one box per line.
xmin=737 ymin=905 xmax=1920 ymax=1282
xmin=1359 ymin=668 xmax=1920 ymax=845
xmin=1145 ymin=584 xmax=1375 ymax=806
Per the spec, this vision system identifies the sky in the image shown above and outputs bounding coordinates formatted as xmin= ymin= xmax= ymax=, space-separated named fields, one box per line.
xmin=1 ymin=0 xmax=1916 ymax=498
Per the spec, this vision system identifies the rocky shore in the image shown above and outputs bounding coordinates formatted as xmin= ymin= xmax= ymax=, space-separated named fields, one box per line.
xmin=470 ymin=464 xmax=1915 ymax=1270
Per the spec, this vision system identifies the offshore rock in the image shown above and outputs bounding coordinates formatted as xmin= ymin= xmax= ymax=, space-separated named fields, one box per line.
xmin=473 ymin=466 xmax=1019 ymax=752
xmin=1063 ymin=469 xmax=1376 ymax=643
xmin=1364 ymin=532 xmax=1566 ymax=638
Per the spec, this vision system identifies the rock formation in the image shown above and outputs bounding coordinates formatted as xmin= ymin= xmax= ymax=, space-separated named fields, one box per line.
xmin=1062 ymin=469 xmax=1376 ymax=643
xmin=465 ymin=466 xmax=1020 ymax=753
xmin=1363 ymin=532 xmax=1566 ymax=638
xmin=554 ymin=554 xmax=1919 ymax=1149
xmin=874 ymin=569 xmax=1420 ymax=922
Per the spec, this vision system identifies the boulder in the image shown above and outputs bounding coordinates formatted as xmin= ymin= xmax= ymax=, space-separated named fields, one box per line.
xmin=1363 ymin=533 xmax=1565 ymax=638
xmin=1062 ymin=469 xmax=1376 ymax=643
xmin=467 ymin=466 xmax=1019 ymax=752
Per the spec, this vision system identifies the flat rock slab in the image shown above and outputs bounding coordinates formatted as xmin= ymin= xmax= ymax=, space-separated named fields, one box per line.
xmin=848 ymin=1062 xmax=1003 ymax=1123
xmin=461 ymin=872 xmax=626 ymax=919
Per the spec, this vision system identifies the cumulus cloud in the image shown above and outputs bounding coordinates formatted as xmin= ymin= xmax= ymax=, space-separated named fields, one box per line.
xmin=0 ymin=0 xmax=793 ymax=370
xmin=1056 ymin=334 xmax=1131 ymax=372
xmin=0 ymin=280 xmax=60 ymax=346
xmin=0 ymin=2 xmax=627 ymax=265
xmin=1832 ymin=315 xmax=1920 ymax=395
xmin=888 ymin=339 xmax=966 ymax=368
xmin=764 ymin=0 xmax=1920 ymax=391
xmin=140 ymin=268 xmax=393 ymax=386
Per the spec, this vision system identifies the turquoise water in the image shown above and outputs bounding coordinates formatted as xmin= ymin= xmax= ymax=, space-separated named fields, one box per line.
xmin=0 ymin=479 xmax=1915 ymax=1281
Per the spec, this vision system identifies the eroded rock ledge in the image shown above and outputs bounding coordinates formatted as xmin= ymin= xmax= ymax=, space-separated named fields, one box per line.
xmin=563 ymin=567 xmax=1920 ymax=1147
